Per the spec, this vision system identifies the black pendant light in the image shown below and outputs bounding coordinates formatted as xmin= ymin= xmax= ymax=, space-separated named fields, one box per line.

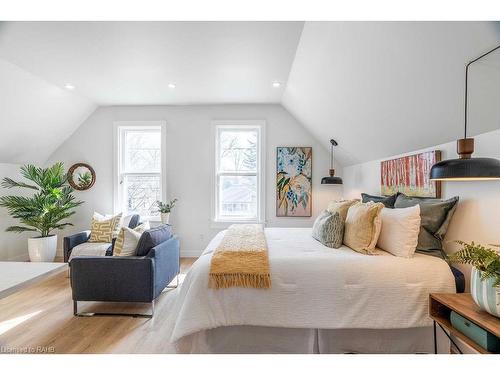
xmin=430 ymin=45 xmax=500 ymax=181
xmin=321 ymin=139 xmax=343 ymax=185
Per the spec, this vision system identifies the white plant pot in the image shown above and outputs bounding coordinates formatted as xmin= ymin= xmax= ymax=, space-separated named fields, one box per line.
xmin=28 ymin=235 xmax=57 ymax=262
xmin=471 ymin=267 xmax=500 ymax=318
xmin=160 ymin=212 xmax=170 ymax=225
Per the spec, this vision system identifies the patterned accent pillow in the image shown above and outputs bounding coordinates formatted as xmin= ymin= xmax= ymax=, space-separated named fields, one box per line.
xmin=114 ymin=222 xmax=150 ymax=257
xmin=89 ymin=212 xmax=123 ymax=243
xmin=343 ymin=202 xmax=384 ymax=254
xmin=312 ymin=210 xmax=344 ymax=249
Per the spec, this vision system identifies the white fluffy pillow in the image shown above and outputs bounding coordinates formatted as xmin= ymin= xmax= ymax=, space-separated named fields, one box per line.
xmin=377 ymin=205 xmax=421 ymax=258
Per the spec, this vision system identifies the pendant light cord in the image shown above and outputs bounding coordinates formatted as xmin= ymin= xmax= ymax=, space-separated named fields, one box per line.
xmin=464 ymin=44 xmax=500 ymax=139
xmin=331 ymin=141 xmax=334 ymax=170
xmin=329 ymin=139 xmax=338 ymax=170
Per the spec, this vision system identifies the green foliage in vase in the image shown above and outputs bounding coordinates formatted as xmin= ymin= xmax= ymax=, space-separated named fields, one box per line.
xmin=448 ymin=241 xmax=500 ymax=287
xmin=0 ymin=163 xmax=84 ymax=237
xmin=156 ymin=198 xmax=178 ymax=213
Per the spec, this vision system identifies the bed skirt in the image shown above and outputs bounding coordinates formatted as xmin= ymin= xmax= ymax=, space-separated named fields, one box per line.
xmin=174 ymin=326 xmax=450 ymax=354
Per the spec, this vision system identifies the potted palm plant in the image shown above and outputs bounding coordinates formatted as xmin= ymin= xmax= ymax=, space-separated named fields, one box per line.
xmin=156 ymin=198 xmax=178 ymax=224
xmin=0 ymin=163 xmax=83 ymax=262
xmin=448 ymin=241 xmax=500 ymax=317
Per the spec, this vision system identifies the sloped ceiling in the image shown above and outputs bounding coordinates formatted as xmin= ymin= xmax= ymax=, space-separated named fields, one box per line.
xmin=282 ymin=22 xmax=500 ymax=166
xmin=0 ymin=58 xmax=95 ymax=164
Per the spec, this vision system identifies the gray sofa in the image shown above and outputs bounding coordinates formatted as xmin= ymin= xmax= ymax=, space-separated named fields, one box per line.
xmin=70 ymin=224 xmax=180 ymax=318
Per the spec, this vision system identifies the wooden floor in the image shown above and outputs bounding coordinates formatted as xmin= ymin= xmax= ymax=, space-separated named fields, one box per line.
xmin=0 ymin=258 xmax=197 ymax=354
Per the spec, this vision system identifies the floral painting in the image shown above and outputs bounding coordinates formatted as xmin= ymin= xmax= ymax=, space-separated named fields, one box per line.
xmin=381 ymin=150 xmax=441 ymax=198
xmin=276 ymin=147 xmax=312 ymax=217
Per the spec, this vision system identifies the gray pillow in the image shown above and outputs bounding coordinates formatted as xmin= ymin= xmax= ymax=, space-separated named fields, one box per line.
xmin=312 ymin=210 xmax=344 ymax=249
xmin=394 ymin=194 xmax=459 ymax=253
xmin=361 ymin=192 xmax=399 ymax=208
xmin=135 ymin=224 xmax=173 ymax=256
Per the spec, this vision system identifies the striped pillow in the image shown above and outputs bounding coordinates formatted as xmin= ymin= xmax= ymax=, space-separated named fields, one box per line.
xmin=312 ymin=210 xmax=344 ymax=248
xmin=89 ymin=212 xmax=123 ymax=243
xmin=114 ymin=222 xmax=150 ymax=257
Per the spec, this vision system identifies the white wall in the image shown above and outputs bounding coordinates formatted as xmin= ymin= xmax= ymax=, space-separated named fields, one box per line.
xmin=46 ymin=104 xmax=342 ymax=257
xmin=0 ymin=163 xmax=31 ymax=261
xmin=343 ymin=128 xmax=500 ymax=286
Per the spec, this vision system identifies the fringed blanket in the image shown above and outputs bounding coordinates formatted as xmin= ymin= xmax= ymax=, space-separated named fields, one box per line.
xmin=208 ymin=224 xmax=271 ymax=289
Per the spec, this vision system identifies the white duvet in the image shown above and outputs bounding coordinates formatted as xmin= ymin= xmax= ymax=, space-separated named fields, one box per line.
xmin=166 ymin=228 xmax=455 ymax=343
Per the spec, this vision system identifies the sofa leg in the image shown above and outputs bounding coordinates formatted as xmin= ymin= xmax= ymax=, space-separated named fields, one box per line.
xmin=72 ymin=301 xmax=154 ymax=318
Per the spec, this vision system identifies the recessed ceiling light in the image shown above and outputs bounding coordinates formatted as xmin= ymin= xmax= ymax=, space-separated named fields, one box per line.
xmin=64 ymin=83 xmax=75 ymax=90
xmin=168 ymin=83 xmax=176 ymax=89
xmin=272 ymin=81 xmax=281 ymax=88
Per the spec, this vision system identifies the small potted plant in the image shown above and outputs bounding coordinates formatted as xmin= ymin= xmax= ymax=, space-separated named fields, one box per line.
xmin=448 ymin=241 xmax=500 ymax=317
xmin=156 ymin=198 xmax=178 ymax=225
xmin=0 ymin=163 xmax=84 ymax=262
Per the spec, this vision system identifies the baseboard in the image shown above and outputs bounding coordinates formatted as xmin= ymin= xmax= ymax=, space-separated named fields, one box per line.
xmin=181 ymin=250 xmax=202 ymax=258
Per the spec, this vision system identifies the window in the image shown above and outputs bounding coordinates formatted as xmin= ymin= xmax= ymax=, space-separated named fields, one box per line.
xmin=114 ymin=121 xmax=166 ymax=219
xmin=213 ymin=121 xmax=265 ymax=223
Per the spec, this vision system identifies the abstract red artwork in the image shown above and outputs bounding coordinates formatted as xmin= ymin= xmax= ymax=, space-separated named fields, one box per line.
xmin=380 ymin=151 xmax=441 ymax=198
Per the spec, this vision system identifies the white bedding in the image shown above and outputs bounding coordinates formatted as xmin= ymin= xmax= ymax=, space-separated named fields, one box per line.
xmin=166 ymin=228 xmax=455 ymax=344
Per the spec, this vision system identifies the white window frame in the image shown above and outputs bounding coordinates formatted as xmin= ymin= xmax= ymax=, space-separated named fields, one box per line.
xmin=211 ymin=120 xmax=266 ymax=226
xmin=113 ymin=121 xmax=167 ymax=221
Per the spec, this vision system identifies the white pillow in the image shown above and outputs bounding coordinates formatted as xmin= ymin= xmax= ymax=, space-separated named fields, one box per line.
xmin=376 ymin=205 xmax=421 ymax=258
xmin=114 ymin=222 xmax=150 ymax=257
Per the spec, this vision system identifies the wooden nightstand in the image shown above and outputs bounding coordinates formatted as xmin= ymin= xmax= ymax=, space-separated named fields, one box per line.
xmin=429 ymin=293 xmax=500 ymax=354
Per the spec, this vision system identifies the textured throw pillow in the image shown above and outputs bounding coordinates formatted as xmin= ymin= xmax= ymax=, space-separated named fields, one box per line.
xmin=361 ymin=192 xmax=399 ymax=208
xmin=394 ymin=194 xmax=459 ymax=254
xmin=89 ymin=212 xmax=123 ymax=243
xmin=327 ymin=199 xmax=359 ymax=221
xmin=377 ymin=206 xmax=421 ymax=258
xmin=343 ymin=201 xmax=384 ymax=254
xmin=114 ymin=222 xmax=150 ymax=257
xmin=312 ymin=210 xmax=344 ymax=248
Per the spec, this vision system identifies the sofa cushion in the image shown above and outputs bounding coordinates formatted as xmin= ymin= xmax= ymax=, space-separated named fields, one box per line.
xmin=135 ymin=224 xmax=173 ymax=256
xmin=69 ymin=242 xmax=112 ymax=262
xmin=361 ymin=192 xmax=399 ymax=208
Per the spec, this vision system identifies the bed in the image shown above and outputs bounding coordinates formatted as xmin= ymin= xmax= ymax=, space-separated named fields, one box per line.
xmin=165 ymin=228 xmax=456 ymax=353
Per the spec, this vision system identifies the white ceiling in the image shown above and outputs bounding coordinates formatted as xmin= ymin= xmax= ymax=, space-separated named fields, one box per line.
xmin=1 ymin=21 xmax=500 ymax=166
xmin=0 ymin=22 xmax=304 ymax=105
xmin=282 ymin=22 xmax=500 ymax=166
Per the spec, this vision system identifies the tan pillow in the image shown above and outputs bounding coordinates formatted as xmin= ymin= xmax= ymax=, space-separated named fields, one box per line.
xmin=114 ymin=222 xmax=150 ymax=257
xmin=327 ymin=199 xmax=359 ymax=221
xmin=89 ymin=212 xmax=123 ymax=243
xmin=343 ymin=202 xmax=384 ymax=254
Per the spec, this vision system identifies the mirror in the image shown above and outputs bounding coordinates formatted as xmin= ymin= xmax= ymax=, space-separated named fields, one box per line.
xmin=68 ymin=163 xmax=96 ymax=191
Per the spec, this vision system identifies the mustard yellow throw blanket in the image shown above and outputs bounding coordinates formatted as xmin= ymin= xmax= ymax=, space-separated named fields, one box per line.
xmin=209 ymin=224 xmax=271 ymax=289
